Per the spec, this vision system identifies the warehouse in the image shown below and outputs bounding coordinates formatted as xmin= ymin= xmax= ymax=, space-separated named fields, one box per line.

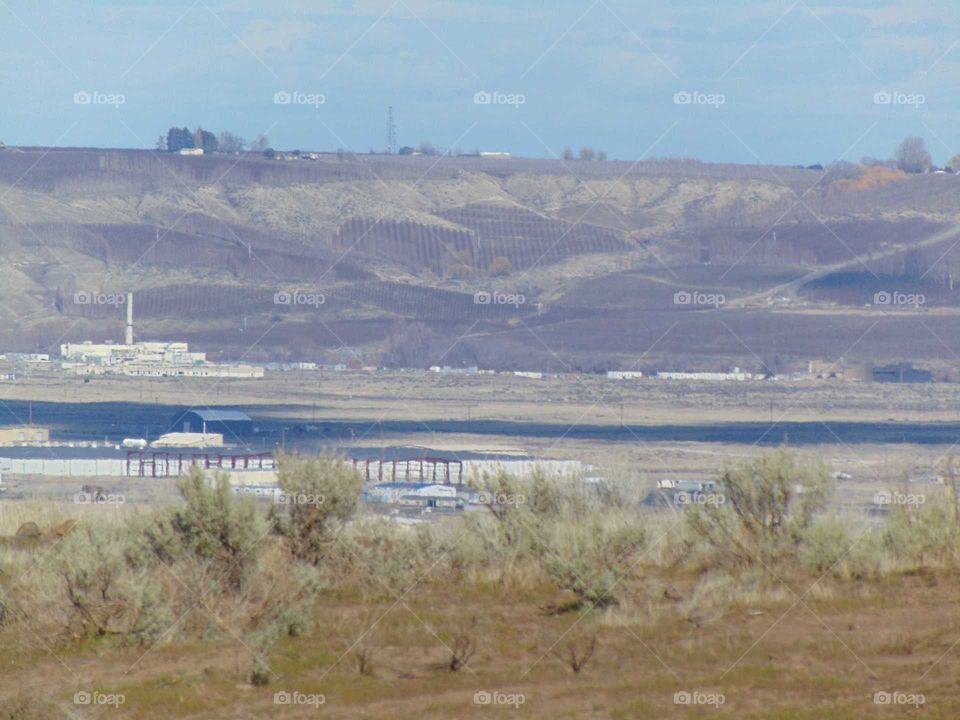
xmin=170 ymin=409 xmax=254 ymax=437
xmin=0 ymin=426 xmax=49 ymax=445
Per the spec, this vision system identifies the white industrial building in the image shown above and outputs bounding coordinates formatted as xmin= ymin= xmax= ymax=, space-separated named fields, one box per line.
xmin=655 ymin=368 xmax=759 ymax=381
xmin=60 ymin=293 xmax=264 ymax=378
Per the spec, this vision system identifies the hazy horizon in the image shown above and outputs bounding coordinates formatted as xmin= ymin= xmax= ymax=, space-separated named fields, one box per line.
xmin=3 ymin=1 xmax=960 ymax=166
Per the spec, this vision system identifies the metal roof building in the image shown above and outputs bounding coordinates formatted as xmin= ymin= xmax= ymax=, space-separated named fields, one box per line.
xmin=170 ymin=409 xmax=254 ymax=437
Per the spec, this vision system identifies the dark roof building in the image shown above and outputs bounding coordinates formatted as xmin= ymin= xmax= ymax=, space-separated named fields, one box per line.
xmin=872 ymin=363 xmax=932 ymax=384
xmin=171 ymin=409 xmax=254 ymax=437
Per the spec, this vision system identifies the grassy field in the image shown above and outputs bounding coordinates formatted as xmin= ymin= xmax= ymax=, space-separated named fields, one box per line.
xmin=3 ymin=451 xmax=960 ymax=718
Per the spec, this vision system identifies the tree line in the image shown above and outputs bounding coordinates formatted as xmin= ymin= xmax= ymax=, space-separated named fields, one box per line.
xmin=156 ymin=127 xmax=270 ymax=154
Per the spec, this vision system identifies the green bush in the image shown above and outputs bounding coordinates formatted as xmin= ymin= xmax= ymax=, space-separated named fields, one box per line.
xmin=136 ymin=467 xmax=267 ymax=590
xmin=269 ymin=454 xmax=363 ymax=564
xmin=685 ymin=448 xmax=832 ymax=568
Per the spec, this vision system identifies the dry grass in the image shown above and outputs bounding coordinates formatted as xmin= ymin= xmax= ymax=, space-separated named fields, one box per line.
xmin=2 ymin=453 xmax=960 ymax=717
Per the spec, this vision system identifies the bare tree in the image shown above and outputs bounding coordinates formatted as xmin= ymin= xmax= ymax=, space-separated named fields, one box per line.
xmin=895 ymin=137 xmax=932 ymax=174
xmin=447 ymin=617 xmax=478 ymax=671
xmin=551 ymin=632 xmax=597 ymax=674
xmin=579 ymin=147 xmax=595 ymax=161
xmin=218 ymin=132 xmax=247 ymax=153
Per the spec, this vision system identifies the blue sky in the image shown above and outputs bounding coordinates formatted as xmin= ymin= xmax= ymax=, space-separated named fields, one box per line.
xmin=3 ymin=0 xmax=960 ymax=165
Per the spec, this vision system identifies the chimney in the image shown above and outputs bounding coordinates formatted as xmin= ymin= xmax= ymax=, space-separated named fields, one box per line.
xmin=125 ymin=292 xmax=134 ymax=345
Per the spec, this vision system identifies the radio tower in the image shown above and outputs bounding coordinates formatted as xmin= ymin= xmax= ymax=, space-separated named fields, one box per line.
xmin=384 ymin=106 xmax=397 ymax=155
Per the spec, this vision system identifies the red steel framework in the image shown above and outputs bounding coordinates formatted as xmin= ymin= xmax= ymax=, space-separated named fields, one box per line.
xmin=126 ymin=451 xmax=275 ymax=478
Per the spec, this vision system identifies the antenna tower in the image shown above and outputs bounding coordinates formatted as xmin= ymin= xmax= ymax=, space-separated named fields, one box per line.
xmin=385 ymin=106 xmax=397 ymax=155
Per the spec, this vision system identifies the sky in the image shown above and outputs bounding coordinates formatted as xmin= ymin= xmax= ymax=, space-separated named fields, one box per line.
xmin=2 ymin=0 xmax=960 ymax=166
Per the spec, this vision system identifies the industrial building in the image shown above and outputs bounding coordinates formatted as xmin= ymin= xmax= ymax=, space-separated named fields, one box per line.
xmin=0 ymin=426 xmax=49 ymax=445
xmin=60 ymin=293 xmax=264 ymax=378
xmin=170 ymin=409 xmax=255 ymax=437
xmin=364 ymin=482 xmax=465 ymax=511
xmin=872 ymin=363 xmax=933 ymax=383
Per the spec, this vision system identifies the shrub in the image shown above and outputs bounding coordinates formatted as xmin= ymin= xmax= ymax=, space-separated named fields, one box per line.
xmin=54 ymin=525 xmax=140 ymax=639
xmin=685 ymin=448 xmax=832 ymax=568
xmin=447 ymin=617 xmax=478 ymax=672
xmin=800 ymin=517 xmax=857 ymax=574
xmin=269 ymin=454 xmax=363 ymax=564
xmin=136 ymin=468 xmax=267 ymax=590
xmin=542 ymin=519 xmax=644 ymax=609
xmin=551 ymin=627 xmax=597 ymax=673
xmin=489 ymin=256 xmax=513 ymax=276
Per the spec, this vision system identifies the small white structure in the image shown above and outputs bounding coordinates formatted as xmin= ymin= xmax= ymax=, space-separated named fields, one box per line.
xmin=179 ymin=148 xmax=204 ymax=156
xmin=656 ymin=367 xmax=758 ymax=381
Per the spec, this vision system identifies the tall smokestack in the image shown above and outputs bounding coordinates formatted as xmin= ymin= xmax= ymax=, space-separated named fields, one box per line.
xmin=125 ymin=292 xmax=134 ymax=345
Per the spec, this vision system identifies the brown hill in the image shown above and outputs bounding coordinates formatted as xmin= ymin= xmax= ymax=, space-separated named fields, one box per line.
xmin=2 ymin=148 xmax=960 ymax=371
